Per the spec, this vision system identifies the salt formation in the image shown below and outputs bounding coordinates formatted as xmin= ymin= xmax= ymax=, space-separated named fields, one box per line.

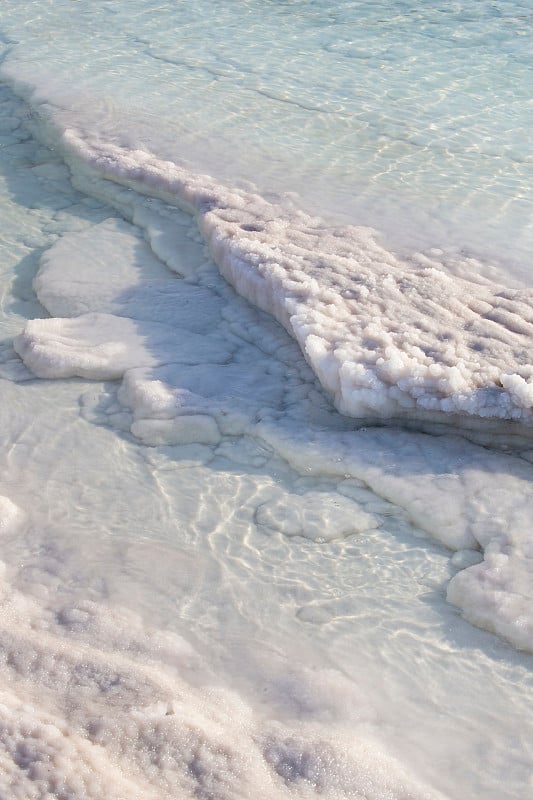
xmin=0 ymin=496 xmax=26 ymax=536
xmin=12 ymin=216 xmax=533 ymax=655
xmin=10 ymin=123 xmax=533 ymax=651
xmin=258 ymin=423 xmax=533 ymax=653
xmin=40 ymin=127 xmax=533 ymax=428
xmin=14 ymin=313 xmax=233 ymax=380
xmin=1 ymin=11 xmax=533 ymax=799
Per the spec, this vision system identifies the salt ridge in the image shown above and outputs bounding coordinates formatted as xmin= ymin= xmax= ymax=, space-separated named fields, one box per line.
xmin=5 ymin=91 xmax=533 ymax=651
xmin=54 ymin=126 xmax=533 ymax=430
xmin=3 ymin=55 xmax=533 ymax=430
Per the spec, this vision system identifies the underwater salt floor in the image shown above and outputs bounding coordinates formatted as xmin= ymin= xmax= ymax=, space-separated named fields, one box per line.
xmin=0 ymin=82 xmax=533 ymax=799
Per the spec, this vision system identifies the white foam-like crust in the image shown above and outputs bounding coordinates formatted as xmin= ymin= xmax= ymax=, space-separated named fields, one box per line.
xmin=38 ymin=127 xmax=533 ymax=429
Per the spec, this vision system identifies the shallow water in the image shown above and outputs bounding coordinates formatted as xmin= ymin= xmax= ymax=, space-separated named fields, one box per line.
xmin=0 ymin=2 xmax=533 ymax=798
xmin=2 ymin=0 xmax=532 ymax=278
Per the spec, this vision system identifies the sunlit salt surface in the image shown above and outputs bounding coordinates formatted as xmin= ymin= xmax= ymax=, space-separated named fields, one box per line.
xmin=0 ymin=1 xmax=533 ymax=798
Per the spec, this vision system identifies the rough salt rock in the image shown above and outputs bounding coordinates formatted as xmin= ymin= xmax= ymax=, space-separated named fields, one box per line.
xmin=57 ymin=128 xmax=533 ymax=429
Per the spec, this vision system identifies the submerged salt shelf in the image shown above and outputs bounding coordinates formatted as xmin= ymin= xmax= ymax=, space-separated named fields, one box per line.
xmin=1 ymin=1 xmax=533 ymax=798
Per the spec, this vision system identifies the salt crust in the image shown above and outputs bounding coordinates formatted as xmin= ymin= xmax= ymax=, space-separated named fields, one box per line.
xmin=44 ymin=126 xmax=533 ymax=427
xmin=0 ymin=496 xmax=26 ymax=535
xmin=259 ymin=422 xmax=533 ymax=654
xmin=0 ymin=56 xmax=531 ymax=800
xmin=13 ymin=217 xmax=533 ymax=654
xmin=255 ymin=491 xmax=377 ymax=541
xmin=0 ymin=496 xmax=443 ymax=800
xmin=5 ymin=74 xmax=533 ymax=648
xmin=0 ymin=34 xmax=531 ymax=797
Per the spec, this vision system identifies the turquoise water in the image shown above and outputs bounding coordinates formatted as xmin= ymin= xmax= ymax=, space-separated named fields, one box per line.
xmin=0 ymin=2 xmax=533 ymax=798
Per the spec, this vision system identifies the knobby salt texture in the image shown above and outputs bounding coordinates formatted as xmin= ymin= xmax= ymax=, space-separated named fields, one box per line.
xmin=55 ymin=128 xmax=533 ymax=428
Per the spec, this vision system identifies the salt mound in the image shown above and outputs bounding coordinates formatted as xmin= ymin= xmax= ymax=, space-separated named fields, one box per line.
xmin=56 ymin=129 xmax=533 ymax=429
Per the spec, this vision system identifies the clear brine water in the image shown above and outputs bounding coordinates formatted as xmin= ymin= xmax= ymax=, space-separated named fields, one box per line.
xmin=2 ymin=0 xmax=532 ymax=278
xmin=0 ymin=2 xmax=532 ymax=799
